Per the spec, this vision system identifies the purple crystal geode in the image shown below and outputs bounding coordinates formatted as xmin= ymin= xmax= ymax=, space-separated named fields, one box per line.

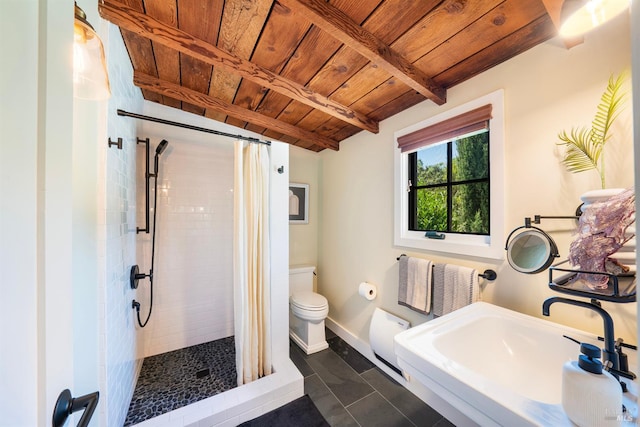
xmin=568 ymin=188 xmax=635 ymax=288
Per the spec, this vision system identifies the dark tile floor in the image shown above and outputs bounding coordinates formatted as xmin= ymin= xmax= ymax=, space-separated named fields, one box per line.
xmin=290 ymin=329 xmax=455 ymax=427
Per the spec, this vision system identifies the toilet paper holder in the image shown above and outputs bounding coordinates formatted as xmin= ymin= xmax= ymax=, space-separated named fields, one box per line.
xmin=359 ymin=282 xmax=377 ymax=300
xmin=396 ymin=254 xmax=497 ymax=281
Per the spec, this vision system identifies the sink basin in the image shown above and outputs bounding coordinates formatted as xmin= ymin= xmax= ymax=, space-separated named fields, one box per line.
xmin=394 ymin=302 xmax=638 ymax=426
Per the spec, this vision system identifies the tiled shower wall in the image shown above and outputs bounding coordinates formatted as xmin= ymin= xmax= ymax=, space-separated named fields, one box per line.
xmin=135 ymin=121 xmax=235 ymax=358
xmin=100 ymin=22 xmax=144 ymax=427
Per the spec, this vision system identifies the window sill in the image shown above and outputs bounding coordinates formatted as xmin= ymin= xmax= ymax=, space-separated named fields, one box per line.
xmin=394 ymin=231 xmax=504 ymax=260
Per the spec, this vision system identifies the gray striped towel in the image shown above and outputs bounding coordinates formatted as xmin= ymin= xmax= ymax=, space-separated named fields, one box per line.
xmin=432 ymin=263 xmax=479 ymax=317
xmin=398 ymin=256 xmax=433 ymax=314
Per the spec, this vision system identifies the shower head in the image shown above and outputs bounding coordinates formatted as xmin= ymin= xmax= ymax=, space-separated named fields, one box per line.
xmin=156 ymin=139 xmax=169 ymax=156
xmin=153 ymin=140 xmax=169 ymax=176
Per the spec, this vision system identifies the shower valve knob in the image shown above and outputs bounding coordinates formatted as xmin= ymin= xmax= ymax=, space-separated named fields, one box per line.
xmin=130 ymin=265 xmax=141 ymax=289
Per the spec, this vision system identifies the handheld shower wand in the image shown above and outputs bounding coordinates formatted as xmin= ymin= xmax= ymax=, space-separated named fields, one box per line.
xmin=131 ymin=139 xmax=170 ymax=328
xmin=153 ymin=139 xmax=168 ymax=176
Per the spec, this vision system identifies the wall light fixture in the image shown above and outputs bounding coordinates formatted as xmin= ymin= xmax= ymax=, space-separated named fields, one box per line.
xmin=74 ymin=2 xmax=111 ymax=100
xmin=559 ymin=0 xmax=631 ymax=38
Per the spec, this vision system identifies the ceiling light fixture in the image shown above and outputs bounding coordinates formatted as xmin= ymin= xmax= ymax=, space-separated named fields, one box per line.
xmin=559 ymin=0 xmax=631 ymax=38
xmin=74 ymin=2 xmax=111 ymax=100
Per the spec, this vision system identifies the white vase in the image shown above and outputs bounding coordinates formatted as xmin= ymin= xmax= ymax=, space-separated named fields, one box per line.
xmin=580 ymin=188 xmax=626 ymax=212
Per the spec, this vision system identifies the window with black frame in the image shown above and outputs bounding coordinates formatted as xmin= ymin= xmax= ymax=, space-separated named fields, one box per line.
xmin=407 ymin=129 xmax=490 ymax=235
xmin=395 ymin=94 xmax=504 ymax=259
xmin=397 ymin=103 xmax=492 ymax=237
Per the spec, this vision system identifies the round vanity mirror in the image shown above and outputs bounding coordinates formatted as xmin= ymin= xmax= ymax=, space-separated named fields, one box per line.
xmin=505 ymin=227 xmax=559 ymax=274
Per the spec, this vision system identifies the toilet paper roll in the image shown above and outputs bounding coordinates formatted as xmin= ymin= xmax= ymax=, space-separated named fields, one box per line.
xmin=359 ymin=282 xmax=377 ymax=301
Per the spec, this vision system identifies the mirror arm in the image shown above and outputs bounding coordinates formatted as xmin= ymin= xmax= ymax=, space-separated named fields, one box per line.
xmin=523 ymin=211 xmax=582 ymax=228
xmin=531 ymin=214 xmax=581 ymax=224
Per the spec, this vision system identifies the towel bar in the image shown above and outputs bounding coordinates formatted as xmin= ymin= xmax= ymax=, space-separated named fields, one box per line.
xmin=396 ymin=254 xmax=497 ymax=281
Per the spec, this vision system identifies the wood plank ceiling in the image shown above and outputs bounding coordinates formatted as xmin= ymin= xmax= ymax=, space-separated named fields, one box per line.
xmin=99 ymin=0 xmax=563 ymax=152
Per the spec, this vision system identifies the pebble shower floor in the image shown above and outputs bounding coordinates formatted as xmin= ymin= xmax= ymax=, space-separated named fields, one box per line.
xmin=124 ymin=336 xmax=237 ymax=426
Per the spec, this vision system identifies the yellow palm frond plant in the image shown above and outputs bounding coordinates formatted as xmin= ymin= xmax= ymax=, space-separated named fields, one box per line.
xmin=557 ymin=72 xmax=628 ymax=189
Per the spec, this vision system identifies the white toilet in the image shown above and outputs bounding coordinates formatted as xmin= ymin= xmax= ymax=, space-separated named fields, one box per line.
xmin=289 ymin=265 xmax=329 ymax=354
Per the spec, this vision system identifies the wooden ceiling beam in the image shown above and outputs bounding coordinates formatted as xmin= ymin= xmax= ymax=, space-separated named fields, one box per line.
xmin=99 ymin=0 xmax=378 ymax=134
xmin=132 ymin=72 xmax=340 ymax=151
xmin=278 ymin=0 xmax=447 ymax=105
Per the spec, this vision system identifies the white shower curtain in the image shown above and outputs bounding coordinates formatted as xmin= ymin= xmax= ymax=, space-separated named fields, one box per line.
xmin=233 ymin=140 xmax=272 ymax=385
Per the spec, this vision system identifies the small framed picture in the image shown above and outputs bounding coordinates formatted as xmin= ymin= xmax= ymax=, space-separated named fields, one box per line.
xmin=289 ymin=183 xmax=309 ymax=224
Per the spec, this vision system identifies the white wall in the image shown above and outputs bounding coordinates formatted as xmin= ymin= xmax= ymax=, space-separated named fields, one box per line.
xmin=317 ymin=14 xmax=636 ymax=343
xmin=269 ymin=142 xmax=293 ymax=364
xmin=101 ymin=19 xmax=145 ymax=427
xmin=1 ymin=2 xmax=41 ymax=424
xmin=632 ymin=0 xmax=640 ymax=371
xmin=134 ymin=103 xmax=236 ymax=357
xmin=2 ymin=0 xmax=103 ymax=425
xmin=289 ymin=145 xmax=320 ymax=266
xmin=72 ymin=62 xmax=101 ymax=427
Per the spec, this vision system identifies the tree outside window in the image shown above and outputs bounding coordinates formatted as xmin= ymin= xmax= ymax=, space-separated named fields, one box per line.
xmin=408 ymin=130 xmax=489 ymax=235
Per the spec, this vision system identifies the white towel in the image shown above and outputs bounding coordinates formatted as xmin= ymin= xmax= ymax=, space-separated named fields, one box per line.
xmin=398 ymin=256 xmax=432 ymax=314
xmin=433 ymin=264 xmax=479 ymax=317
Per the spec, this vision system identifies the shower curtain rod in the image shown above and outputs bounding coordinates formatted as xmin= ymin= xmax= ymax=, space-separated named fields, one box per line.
xmin=117 ymin=109 xmax=272 ymax=145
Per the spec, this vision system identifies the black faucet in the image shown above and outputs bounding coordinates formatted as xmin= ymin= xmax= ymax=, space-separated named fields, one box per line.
xmin=542 ymin=297 xmax=619 ymax=379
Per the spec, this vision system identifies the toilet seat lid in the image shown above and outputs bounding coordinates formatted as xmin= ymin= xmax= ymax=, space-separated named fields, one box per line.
xmin=291 ymin=291 xmax=328 ymax=309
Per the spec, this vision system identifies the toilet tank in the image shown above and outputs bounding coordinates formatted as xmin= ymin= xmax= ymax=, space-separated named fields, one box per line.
xmin=289 ymin=265 xmax=316 ymax=295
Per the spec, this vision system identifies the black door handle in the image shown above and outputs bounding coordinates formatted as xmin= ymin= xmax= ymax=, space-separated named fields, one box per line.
xmin=52 ymin=389 xmax=99 ymax=427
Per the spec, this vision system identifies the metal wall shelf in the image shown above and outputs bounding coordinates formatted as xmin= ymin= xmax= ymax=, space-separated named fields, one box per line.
xmin=549 ymin=260 xmax=636 ymax=303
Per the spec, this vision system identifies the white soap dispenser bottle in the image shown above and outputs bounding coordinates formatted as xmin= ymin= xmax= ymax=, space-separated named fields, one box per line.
xmin=562 ymin=342 xmax=623 ymax=427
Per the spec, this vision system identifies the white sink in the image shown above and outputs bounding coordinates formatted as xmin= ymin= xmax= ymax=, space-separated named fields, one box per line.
xmin=394 ymin=302 xmax=638 ymax=426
